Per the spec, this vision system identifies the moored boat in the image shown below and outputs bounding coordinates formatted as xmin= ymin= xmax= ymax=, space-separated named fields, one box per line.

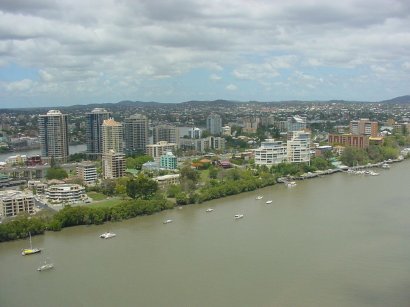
xmin=21 ymin=232 xmax=41 ymax=256
xmin=100 ymin=232 xmax=116 ymax=239
xmin=205 ymin=208 xmax=214 ymax=212
xmin=163 ymin=219 xmax=173 ymax=224
xmin=37 ymin=258 xmax=54 ymax=271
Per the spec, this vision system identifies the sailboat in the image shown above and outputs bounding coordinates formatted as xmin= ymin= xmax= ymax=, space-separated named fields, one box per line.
xmin=21 ymin=232 xmax=41 ymax=256
xmin=37 ymin=258 xmax=54 ymax=271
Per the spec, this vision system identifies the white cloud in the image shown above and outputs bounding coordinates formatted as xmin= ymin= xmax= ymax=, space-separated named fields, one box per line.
xmin=210 ymin=74 xmax=222 ymax=81
xmin=226 ymin=84 xmax=237 ymax=91
xmin=3 ymin=79 xmax=34 ymax=92
xmin=0 ymin=0 xmax=409 ymax=104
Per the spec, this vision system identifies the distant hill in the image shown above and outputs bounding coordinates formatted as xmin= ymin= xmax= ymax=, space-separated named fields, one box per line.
xmin=116 ymin=100 xmax=162 ymax=107
xmin=181 ymin=99 xmax=238 ymax=106
xmin=380 ymin=95 xmax=410 ymax=104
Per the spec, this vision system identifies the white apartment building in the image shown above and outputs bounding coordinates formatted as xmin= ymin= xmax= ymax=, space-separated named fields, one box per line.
xmin=76 ymin=162 xmax=98 ymax=185
xmin=179 ymin=136 xmax=225 ymax=153
xmin=45 ymin=184 xmax=86 ymax=204
xmin=0 ymin=190 xmax=35 ymax=217
xmin=287 ymin=131 xmax=311 ymax=163
xmin=254 ymin=139 xmax=287 ymax=166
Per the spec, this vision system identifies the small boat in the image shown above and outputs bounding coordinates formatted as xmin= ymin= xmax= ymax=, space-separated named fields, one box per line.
xmin=163 ymin=219 xmax=173 ymax=224
xmin=265 ymin=200 xmax=273 ymax=204
xmin=381 ymin=163 xmax=390 ymax=169
xmin=37 ymin=258 xmax=54 ymax=271
xmin=205 ymin=208 xmax=214 ymax=212
xmin=21 ymin=232 xmax=41 ymax=256
xmin=234 ymin=214 xmax=244 ymax=219
xmin=100 ymin=232 xmax=116 ymax=239
xmin=286 ymin=181 xmax=297 ymax=187
xmin=256 ymin=196 xmax=263 ymax=200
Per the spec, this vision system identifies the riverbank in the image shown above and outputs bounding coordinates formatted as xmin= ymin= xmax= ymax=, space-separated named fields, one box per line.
xmin=277 ymin=157 xmax=405 ymax=182
xmin=1 ymin=157 xmax=407 ymax=243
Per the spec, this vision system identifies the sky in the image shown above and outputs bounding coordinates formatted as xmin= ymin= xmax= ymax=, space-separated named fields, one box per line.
xmin=0 ymin=0 xmax=410 ymax=108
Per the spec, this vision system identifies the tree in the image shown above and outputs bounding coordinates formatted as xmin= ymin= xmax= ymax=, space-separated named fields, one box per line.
xmin=116 ymin=177 xmax=129 ymax=196
xmin=167 ymin=184 xmax=182 ymax=198
xmin=68 ymin=153 xmax=87 ymax=162
xmin=180 ymin=165 xmax=199 ymax=183
xmin=126 ymin=179 xmax=138 ymax=199
xmin=46 ymin=167 xmax=68 ymax=180
xmin=340 ymin=147 xmax=368 ymax=166
xmin=310 ymin=157 xmax=331 ymax=170
xmin=209 ymin=167 xmax=219 ymax=179
xmin=100 ymin=179 xmax=116 ymax=196
xmin=128 ymin=174 xmax=158 ymax=200
xmin=126 ymin=155 xmax=153 ymax=170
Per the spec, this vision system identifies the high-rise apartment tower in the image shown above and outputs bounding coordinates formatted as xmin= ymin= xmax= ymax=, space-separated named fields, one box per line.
xmin=86 ymin=108 xmax=112 ymax=159
xmin=124 ymin=114 xmax=148 ymax=155
xmin=38 ymin=110 xmax=69 ymax=163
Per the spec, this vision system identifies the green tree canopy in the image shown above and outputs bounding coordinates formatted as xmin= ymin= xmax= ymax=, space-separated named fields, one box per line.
xmin=126 ymin=155 xmax=153 ymax=170
xmin=46 ymin=167 xmax=68 ymax=180
xmin=127 ymin=174 xmax=158 ymax=200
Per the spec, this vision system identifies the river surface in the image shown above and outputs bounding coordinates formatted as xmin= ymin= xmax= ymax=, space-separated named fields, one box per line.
xmin=0 ymin=144 xmax=87 ymax=162
xmin=1 ymin=161 xmax=410 ymax=307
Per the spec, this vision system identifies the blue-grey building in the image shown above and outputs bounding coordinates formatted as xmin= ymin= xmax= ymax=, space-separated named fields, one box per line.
xmin=86 ymin=108 xmax=112 ymax=159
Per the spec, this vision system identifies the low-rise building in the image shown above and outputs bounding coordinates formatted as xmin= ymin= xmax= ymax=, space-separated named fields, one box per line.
xmin=141 ymin=161 xmax=160 ymax=171
xmin=0 ymin=190 xmax=35 ymax=217
xmin=45 ymin=184 xmax=86 ymax=204
xmin=5 ymin=155 xmax=27 ymax=166
xmin=179 ymin=136 xmax=225 ymax=153
xmin=27 ymin=180 xmax=47 ymax=194
xmin=328 ymin=133 xmax=370 ymax=149
xmin=76 ymin=162 xmax=98 ymax=185
xmin=315 ymin=145 xmax=333 ymax=157
xmin=154 ymin=174 xmax=180 ymax=189
xmin=146 ymin=141 xmax=177 ymax=160
xmin=160 ymin=152 xmax=177 ymax=170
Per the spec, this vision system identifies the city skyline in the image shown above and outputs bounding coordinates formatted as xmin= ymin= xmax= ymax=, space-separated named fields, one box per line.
xmin=1 ymin=0 xmax=410 ymax=108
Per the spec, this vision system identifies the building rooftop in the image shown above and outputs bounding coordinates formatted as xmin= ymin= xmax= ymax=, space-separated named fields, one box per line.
xmin=102 ymin=118 xmax=121 ymax=127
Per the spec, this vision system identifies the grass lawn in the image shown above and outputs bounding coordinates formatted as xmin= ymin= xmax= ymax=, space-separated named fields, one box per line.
xmin=87 ymin=191 xmax=108 ymax=201
xmin=199 ymin=169 xmax=209 ymax=183
xmin=89 ymin=197 xmax=122 ymax=208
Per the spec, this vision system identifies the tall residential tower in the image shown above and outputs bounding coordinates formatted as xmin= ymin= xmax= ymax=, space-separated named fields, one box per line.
xmin=206 ymin=114 xmax=222 ymax=135
xmin=101 ymin=118 xmax=123 ymax=154
xmin=38 ymin=110 xmax=69 ymax=163
xmin=124 ymin=113 xmax=148 ymax=155
xmin=86 ymin=108 xmax=112 ymax=159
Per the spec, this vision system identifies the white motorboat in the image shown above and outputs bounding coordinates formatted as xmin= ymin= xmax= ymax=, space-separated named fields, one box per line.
xmin=163 ymin=219 xmax=173 ymax=224
xmin=234 ymin=214 xmax=244 ymax=219
xmin=286 ymin=181 xmax=297 ymax=187
xmin=100 ymin=232 xmax=116 ymax=239
xmin=381 ymin=163 xmax=390 ymax=169
xmin=265 ymin=200 xmax=273 ymax=204
xmin=256 ymin=196 xmax=263 ymax=200
xmin=205 ymin=208 xmax=214 ymax=212
xmin=37 ymin=258 xmax=54 ymax=271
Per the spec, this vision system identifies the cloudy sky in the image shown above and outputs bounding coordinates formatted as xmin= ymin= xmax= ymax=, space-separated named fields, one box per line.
xmin=0 ymin=0 xmax=410 ymax=107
